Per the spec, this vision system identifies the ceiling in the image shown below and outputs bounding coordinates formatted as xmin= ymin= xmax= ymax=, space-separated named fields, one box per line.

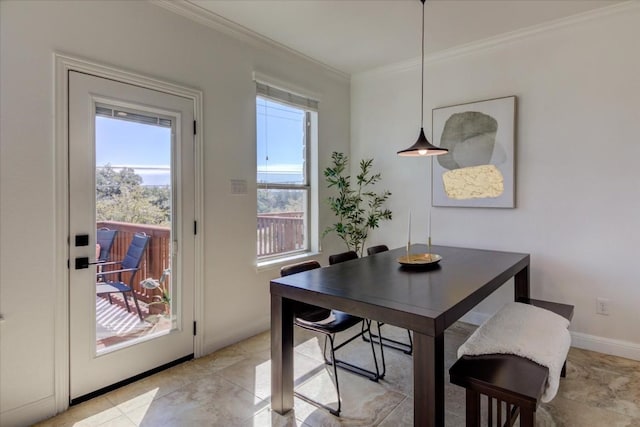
xmin=187 ymin=0 xmax=620 ymax=75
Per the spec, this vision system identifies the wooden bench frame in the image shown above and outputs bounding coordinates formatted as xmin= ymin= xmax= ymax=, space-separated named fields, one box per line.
xmin=449 ymin=298 xmax=574 ymax=427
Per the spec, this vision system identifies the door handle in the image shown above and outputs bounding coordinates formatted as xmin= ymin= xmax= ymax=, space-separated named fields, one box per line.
xmin=74 ymin=257 xmax=101 ymax=270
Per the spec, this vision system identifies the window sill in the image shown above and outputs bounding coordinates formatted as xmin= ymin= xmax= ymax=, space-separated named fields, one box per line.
xmin=256 ymin=251 xmax=321 ymax=273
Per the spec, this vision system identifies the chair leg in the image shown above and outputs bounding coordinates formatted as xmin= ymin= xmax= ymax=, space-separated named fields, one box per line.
xmin=295 ymin=333 xmax=341 ymax=416
xmin=322 ymin=334 xmax=331 ymax=365
xmin=519 ymin=406 xmax=536 ymax=427
xmin=328 ymin=321 xmax=381 ymax=382
xmin=362 ymin=322 xmax=413 ymax=355
xmin=375 ymin=322 xmax=387 ymax=378
xmin=465 ymin=389 xmax=480 ymax=427
xmin=121 ymin=292 xmax=131 ymax=313
xmin=130 ymin=291 xmax=144 ymax=321
xmin=295 ymin=321 xmax=387 ymax=417
xmin=363 ymin=320 xmax=385 ymax=379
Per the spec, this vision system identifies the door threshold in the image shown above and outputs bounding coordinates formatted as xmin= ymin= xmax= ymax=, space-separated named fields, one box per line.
xmin=70 ymin=353 xmax=194 ymax=406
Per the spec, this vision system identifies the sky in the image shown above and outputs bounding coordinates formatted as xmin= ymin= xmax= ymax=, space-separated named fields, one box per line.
xmin=256 ymin=97 xmax=305 ymax=184
xmin=95 ymin=116 xmax=171 ymax=167
xmin=95 ymin=97 xmax=305 ymax=185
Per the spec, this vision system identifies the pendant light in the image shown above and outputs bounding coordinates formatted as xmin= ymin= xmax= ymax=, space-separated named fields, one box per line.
xmin=397 ymin=0 xmax=448 ymax=157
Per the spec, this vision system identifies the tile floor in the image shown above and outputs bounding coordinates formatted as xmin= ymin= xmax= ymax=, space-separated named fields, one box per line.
xmin=36 ymin=322 xmax=640 ymax=426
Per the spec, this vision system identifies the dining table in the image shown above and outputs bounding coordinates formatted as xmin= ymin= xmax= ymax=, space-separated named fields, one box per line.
xmin=270 ymin=244 xmax=530 ymax=427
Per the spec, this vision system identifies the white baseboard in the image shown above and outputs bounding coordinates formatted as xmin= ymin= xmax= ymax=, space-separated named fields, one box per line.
xmin=570 ymin=331 xmax=640 ymax=362
xmin=459 ymin=310 xmax=640 ymax=362
xmin=202 ymin=315 xmax=271 ymax=356
xmin=0 ymin=395 xmax=56 ymax=427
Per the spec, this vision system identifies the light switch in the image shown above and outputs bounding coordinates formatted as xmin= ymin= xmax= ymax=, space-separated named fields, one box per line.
xmin=230 ymin=179 xmax=247 ymax=195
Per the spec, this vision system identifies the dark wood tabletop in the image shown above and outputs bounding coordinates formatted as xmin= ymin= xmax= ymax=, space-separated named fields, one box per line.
xmin=270 ymin=244 xmax=531 ymax=426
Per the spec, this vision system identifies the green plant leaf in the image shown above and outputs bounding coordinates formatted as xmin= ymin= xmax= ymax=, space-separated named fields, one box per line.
xmin=323 ymin=152 xmax=393 ymax=257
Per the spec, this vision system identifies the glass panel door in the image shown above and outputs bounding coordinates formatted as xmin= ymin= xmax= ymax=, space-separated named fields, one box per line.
xmin=69 ymin=71 xmax=195 ymax=401
xmin=95 ymin=105 xmax=175 ymax=353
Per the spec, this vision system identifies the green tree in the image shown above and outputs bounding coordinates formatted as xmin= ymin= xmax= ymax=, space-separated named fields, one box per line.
xmin=144 ymin=186 xmax=172 ymax=214
xmin=96 ymin=164 xmax=170 ymax=225
xmin=258 ymin=189 xmax=303 ymax=214
xmin=96 ymin=164 xmax=142 ymax=199
xmin=323 ymin=152 xmax=392 ymax=257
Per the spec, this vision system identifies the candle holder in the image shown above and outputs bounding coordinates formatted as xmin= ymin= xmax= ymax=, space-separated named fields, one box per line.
xmin=397 ymin=208 xmax=442 ymax=266
xmin=397 ymin=252 xmax=442 ymax=266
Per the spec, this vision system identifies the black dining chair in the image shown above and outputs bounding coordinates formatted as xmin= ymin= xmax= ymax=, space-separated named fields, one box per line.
xmin=328 ymin=251 xmax=386 ymax=377
xmin=366 ymin=244 xmax=389 ymax=256
xmin=280 ymin=259 xmax=384 ymax=416
xmin=327 ymin=250 xmax=358 ymax=265
xmin=365 ymin=245 xmax=413 ymax=355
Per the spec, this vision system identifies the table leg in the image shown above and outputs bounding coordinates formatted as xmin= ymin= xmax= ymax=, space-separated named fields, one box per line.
xmin=514 ymin=263 xmax=530 ymax=300
xmin=414 ymin=332 xmax=445 ymax=427
xmin=271 ymin=294 xmax=294 ymax=414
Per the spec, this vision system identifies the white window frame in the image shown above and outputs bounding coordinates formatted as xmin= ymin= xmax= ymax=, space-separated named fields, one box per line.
xmin=254 ymin=73 xmax=319 ymax=266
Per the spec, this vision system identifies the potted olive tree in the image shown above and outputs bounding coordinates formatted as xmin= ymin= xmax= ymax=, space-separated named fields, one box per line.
xmin=323 ymin=152 xmax=392 ymax=257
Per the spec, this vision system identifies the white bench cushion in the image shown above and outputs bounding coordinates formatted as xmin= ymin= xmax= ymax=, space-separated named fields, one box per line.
xmin=458 ymin=302 xmax=571 ymax=402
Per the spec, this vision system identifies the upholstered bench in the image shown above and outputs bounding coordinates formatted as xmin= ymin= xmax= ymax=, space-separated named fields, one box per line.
xmin=449 ymin=298 xmax=574 ymax=427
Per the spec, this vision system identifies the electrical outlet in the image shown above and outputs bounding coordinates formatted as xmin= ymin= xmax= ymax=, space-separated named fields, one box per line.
xmin=596 ymin=297 xmax=610 ymax=316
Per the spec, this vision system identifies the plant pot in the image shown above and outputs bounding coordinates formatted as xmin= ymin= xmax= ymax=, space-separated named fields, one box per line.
xmin=148 ymin=303 xmax=169 ymax=316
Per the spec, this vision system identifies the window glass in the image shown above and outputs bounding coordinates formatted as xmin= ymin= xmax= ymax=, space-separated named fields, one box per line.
xmin=256 ymin=94 xmax=313 ymax=260
xmin=257 ymin=97 xmax=306 ymax=185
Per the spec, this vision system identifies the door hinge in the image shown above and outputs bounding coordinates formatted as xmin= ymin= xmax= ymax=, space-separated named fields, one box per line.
xmin=193 ymin=321 xmax=197 ymax=336
xmin=193 ymin=120 xmax=197 ymax=135
xmin=194 ymin=220 xmax=197 ymax=235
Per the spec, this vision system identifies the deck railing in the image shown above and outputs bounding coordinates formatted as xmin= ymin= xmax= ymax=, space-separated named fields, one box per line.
xmin=257 ymin=212 xmax=304 ymax=257
xmin=97 ymin=221 xmax=170 ymax=304
xmin=98 ymin=213 xmax=304 ymax=300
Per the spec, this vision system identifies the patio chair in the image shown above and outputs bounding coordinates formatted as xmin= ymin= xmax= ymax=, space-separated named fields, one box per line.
xmin=365 ymin=244 xmax=413 ymax=354
xmin=280 ymin=259 xmax=384 ymax=416
xmin=96 ymin=228 xmax=118 ymax=280
xmin=96 ymin=227 xmax=118 ymax=262
xmin=96 ymin=232 xmax=150 ymax=321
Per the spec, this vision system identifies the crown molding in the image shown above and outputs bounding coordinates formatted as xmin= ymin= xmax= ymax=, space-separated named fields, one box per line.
xmin=151 ymin=0 xmax=349 ymax=82
xmin=354 ymin=0 xmax=639 ymax=81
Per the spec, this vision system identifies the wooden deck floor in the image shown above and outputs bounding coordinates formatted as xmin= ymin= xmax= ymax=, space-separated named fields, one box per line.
xmin=96 ymin=296 xmax=172 ymax=351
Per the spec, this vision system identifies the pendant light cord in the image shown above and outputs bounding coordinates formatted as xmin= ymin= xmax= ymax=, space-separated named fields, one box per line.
xmin=420 ymin=0 xmax=425 ymax=128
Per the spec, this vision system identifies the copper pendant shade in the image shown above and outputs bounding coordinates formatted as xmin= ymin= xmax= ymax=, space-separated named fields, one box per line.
xmin=397 ymin=0 xmax=448 ymax=157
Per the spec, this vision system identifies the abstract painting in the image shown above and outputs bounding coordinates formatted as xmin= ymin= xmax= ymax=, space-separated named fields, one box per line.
xmin=431 ymin=96 xmax=516 ymax=208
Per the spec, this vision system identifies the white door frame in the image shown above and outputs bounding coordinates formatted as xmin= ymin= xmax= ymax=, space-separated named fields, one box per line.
xmin=53 ymin=53 xmax=204 ymax=414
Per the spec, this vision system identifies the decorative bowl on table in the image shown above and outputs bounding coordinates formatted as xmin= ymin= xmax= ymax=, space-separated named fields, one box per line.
xmin=397 ymin=253 xmax=442 ymax=266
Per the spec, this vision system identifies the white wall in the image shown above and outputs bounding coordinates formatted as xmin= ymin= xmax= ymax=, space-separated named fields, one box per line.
xmin=352 ymin=4 xmax=640 ymax=357
xmin=0 ymin=1 xmax=349 ymax=425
